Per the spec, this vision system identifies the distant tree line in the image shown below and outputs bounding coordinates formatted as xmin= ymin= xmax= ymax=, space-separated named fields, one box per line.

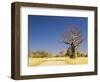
xmin=28 ymin=49 xmax=88 ymax=58
xmin=28 ymin=50 xmax=52 ymax=58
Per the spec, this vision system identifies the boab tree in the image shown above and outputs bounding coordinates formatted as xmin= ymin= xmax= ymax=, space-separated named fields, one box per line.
xmin=61 ymin=25 xmax=85 ymax=58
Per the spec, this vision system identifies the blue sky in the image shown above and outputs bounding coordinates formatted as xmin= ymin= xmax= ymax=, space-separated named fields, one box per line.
xmin=28 ymin=15 xmax=88 ymax=54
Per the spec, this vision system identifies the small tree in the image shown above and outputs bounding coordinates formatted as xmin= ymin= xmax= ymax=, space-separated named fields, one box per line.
xmin=77 ymin=51 xmax=81 ymax=57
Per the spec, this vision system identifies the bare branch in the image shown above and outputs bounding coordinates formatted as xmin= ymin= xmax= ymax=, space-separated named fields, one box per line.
xmin=75 ymin=38 xmax=85 ymax=47
xmin=60 ymin=42 xmax=70 ymax=45
xmin=60 ymin=25 xmax=85 ymax=47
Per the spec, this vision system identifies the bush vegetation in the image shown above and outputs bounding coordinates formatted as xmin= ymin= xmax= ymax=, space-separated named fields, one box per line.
xmin=28 ymin=49 xmax=87 ymax=58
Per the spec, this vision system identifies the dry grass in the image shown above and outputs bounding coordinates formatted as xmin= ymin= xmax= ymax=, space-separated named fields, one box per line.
xmin=28 ymin=57 xmax=88 ymax=66
xmin=28 ymin=58 xmax=45 ymax=66
xmin=64 ymin=57 xmax=88 ymax=64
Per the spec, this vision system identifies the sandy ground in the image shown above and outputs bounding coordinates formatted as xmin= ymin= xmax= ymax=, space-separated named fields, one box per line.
xmin=28 ymin=57 xmax=88 ymax=66
xmin=40 ymin=60 xmax=66 ymax=65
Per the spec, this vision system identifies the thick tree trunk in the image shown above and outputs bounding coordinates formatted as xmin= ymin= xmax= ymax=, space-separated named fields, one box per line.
xmin=70 ymin=46 xmax=76 ymax=58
